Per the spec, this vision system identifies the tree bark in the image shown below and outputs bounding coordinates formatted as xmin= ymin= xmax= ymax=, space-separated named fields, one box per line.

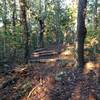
xmin=55 ymin=0 xmax=62 ymax=50
xmin=76 ymin=0 xmax=87 ymax=68
xmin=93 ymin=0 xmax=98 ymax=31
xmin=38 ymin=0 xmax=45 ymax=48
xmin=12 ymin=0 xmax=16 ymax=34
xmin=2 ymin=0 xmax=7 ymax=58
xmin=38 ymin=18 xmax=44 ymax=48
xmin=19 ymin=0 xmax=30 ymax=63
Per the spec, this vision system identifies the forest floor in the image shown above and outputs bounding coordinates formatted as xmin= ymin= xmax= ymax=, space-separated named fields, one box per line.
xmin=0 ymin=44 xmax=100 ymax=100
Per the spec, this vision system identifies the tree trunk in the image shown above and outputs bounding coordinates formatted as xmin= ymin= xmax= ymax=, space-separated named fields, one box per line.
xmin=12 ymin=0 xmax=16 ymax=34
xmin=38 ymin=0 xmax=44 ymax=48
xmin=2 ymin=0 xmax=7 ymax=58
xmin=93 ymin=0 xmax=98 ymax=31
xmin=76 ymin=0 xmax=87 ymax=68
xmin=11 ymin=0 xmax=17 ymax=62
xmin=55 ymin=0 xmax=62 ymax=50
xmin=19 ymin=0 xmax=30 ymax=64
xmin=38 ymin=18 xmax=44 ymax=48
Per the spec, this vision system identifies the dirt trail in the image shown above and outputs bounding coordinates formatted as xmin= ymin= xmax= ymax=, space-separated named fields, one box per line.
xmin=0 ymin=44 xmax=100 ymax=100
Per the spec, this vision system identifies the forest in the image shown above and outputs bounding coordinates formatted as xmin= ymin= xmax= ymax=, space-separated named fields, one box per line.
xmin=0 ymin=0 xmax=100 ymax=100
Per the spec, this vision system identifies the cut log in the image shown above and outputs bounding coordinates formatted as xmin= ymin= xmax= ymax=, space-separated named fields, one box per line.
xmin=32 ymin=51 xmax=58 ymax=57
xmin=33 ymin=48 xmax=47 ymax=52
xmin=29 ymin=58 xmax=57 ymax=63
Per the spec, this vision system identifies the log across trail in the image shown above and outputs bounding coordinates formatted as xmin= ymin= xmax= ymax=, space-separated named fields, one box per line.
xmin=30 ymin=44 xmax=74 ymax=63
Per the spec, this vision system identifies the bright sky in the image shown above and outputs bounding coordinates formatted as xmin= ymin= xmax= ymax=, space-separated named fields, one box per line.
xmin=0 ymin=23 xmax=3 ymax=27
xmin=66 ymin=0 xmax=70 ymax=4
xmin=0 ymin=17 xmax=3 ymax=27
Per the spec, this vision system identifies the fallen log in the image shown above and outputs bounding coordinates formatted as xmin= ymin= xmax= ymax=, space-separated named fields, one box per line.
xmin=32 ymin=51 xmax=58 ymax=57
xmin=29 ymin=58 xmax=57 ymax=63
xmin=33 ymin=48 xmax=48 ymax=52
xmin=32 ymin=50 xmax=56 ymax=55
xmin=29 ymin=58 xmax=69 ymax=63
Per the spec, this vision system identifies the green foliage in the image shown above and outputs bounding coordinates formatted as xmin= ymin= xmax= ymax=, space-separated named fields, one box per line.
xmin=0 ymin=0 xmax=99 ymax=63
xmin=45 ymin=32 xmax=54 ymax=45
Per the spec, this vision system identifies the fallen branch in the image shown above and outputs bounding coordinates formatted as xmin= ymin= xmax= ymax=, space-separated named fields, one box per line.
xmin=27 ymin=80 xmax=45 ymax=100
xmin=0 ymin=76 xmax=19 ymax=89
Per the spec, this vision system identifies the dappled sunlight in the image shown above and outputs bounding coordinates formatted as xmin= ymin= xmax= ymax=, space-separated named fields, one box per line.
xmin=71 ymin=83 xmax=81 ymax=100
xmin=26 ymin=75 xmax=55 ymax=100
xmin=13 ymin=67 xmax=28 ymax=74
xmin=32 ymin=52 xmax=39 ymax=57
xmin=45 ymin=58 xmax=57 ymax=63
xmin=59 ymin=49 xmax=74 ymax=61
xmin=88 ymin=93 xmax=96 ymax=100
xmin=85 ymin=61 xmax=95 ymax=70
xmin=32 ymin=50 xmax=58 ymax=58
xmin=83 ymin=61 xmax=100 ymax=76
xmin=0 ymin=0 xmax=100 ymax=99
xmin=60 ymin=50 xmax=72 ymax=56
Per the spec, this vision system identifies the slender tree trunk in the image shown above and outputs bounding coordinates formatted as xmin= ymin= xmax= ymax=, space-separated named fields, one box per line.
xmin=76 ymin=0 xmax=87 ymax=68
xmin=55 ymin=0 xmax=62 ymax=50
xmin=2 ymin=0 xmax=7 ymax=58
xmin=19 ymin=0 xmax=30 ymax=63
xmin=12 ymin=0 xmax=16 ymax=34
xmin=38 ymin=0 xmax=44 ymax=48
xmin=11 ymin=0 xmax=17 ymax=62
xmin=93 ymin=0 xmax=98 ymax=61
xmin=39 ymin=19 xmax=44 ymax=48
xmin=93 ymin=0 xmax=98 ymax=31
